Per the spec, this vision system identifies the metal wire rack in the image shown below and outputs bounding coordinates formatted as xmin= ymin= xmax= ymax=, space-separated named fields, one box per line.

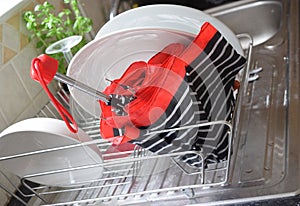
xmin=0 ymin=34 xmax=253 ymax=206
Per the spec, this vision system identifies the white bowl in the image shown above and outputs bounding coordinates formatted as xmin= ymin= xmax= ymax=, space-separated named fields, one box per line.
xmin=67 ymin=28 xmax=194 ymax=117
xmin=0 ymin=118 xmax=103 ymax=187
xmin=95 ymin=4 xmax=243 ymax=56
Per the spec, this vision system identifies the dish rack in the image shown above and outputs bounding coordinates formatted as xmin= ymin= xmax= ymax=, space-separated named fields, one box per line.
xmin=0 ymin=34 xmax=253 ymax=206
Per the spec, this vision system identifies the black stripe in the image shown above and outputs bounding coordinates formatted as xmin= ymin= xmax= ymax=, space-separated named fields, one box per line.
xmin=130 ymin=80 xmax=200 ymax=153
xmin=180 ymin=31 xmax=246 ymax=167
xmin=113 ymin=128 xmax=120 ymax=136
xmin=187 ymin=32 xmax=222 ymax=71
xmin=130 ymin=29 xmax=246 ymax=168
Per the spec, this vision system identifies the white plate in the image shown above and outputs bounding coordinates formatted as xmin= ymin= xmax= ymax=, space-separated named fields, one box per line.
xmin=67 ymin=28 xmax=194 ymax=117
xmin=95 ymin=4 xmax=244 ymax=56
xmin=0 ymin=118 xmax=103 ymax=187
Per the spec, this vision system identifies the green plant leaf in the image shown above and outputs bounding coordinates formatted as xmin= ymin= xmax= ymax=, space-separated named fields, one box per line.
xmin=53 ymin=17 xmax=62 ymax=25
xmin=37 ymin=12 xmax=45 ymax=19
xmin=36 ymin=41 xmax=44 ymax=48
xmin=43 ymin=2 xmax=52 ymax=8
xmin=58 ymin=12 xmax=65 ymax=18
xmin=46 ymin=30 xmax=56 ymax=38
xmin=26 ymin=22 xmax=33 ymax=30
xmin=23 ymin=11 xmax=34 ymax=20
xmin=34 ymin=4 xmax=42 ymax=12
xmin=57 ymin=27 xmax=64 ymax=32
xmin=64 ymin=18 xmax=72 ymax=27
xmin=59 ymin=9 xmax=71 ymax=18
xmin=23 ymin=0 xmax=93 ymax=75
xmin=36 ymin=31 xmax=42 ymax=37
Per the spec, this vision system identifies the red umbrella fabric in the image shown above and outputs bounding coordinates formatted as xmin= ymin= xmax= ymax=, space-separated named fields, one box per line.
xmin=99 ymin=22 xmax=246 ymax=167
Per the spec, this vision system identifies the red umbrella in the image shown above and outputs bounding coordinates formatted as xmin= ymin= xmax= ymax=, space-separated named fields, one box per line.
xmin=100 ymin=22 xmax=246 ymax=168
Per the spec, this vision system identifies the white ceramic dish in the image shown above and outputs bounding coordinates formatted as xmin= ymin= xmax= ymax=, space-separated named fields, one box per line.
xmin=69 ymin=5 xmax=244 ymax=117
xmin=67 ymin=28 xmax=194 ymax=117
xmin=95 ymin=4 xmax=244 ymax=56
xmin=0 ymin=118 xmax=103 ymax=187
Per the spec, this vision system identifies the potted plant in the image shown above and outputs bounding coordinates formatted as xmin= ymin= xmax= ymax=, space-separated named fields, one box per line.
xmin=23 ymin=0 xmax=93 ymax=74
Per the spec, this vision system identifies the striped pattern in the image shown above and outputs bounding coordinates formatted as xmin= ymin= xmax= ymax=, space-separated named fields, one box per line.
xmin=130 ymin=25 xmax=246 ymax=168
xmin=100 ymin=22 xmax=246 ymax=168
xmin=181 ymin=31 xmax=246 ymax=167
xmin=130 ymin=80 xmax=200 ymax=154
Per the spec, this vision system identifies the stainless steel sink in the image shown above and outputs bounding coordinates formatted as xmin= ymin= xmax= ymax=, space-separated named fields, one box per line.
xmin=190 ymin=0 xmax=299 ymax=204
xmin=130 ymin=0 xmax=299 ymax=204
xmin=206 ymin=0 xmax=283 ymax=46
xmin=5 ymin=0 xmax=300 ymax=205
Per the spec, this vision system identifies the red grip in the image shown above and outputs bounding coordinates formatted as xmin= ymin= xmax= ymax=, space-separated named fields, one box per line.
xmin=30 ymin=54 xmax=58 ymax=85
xmin=31 ymin=55 xmax=78 ymax=133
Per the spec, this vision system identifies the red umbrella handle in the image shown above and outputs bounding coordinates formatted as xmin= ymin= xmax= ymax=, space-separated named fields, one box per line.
xmin=31 ymin=55 xmax=78 ymax=133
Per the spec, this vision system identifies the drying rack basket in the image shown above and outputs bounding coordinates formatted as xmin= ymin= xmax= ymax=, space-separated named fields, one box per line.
xmin=0 ymin=34 xmax=253 ymax=206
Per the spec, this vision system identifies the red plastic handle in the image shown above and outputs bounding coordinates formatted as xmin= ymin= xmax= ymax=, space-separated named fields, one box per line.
xmin=31 ymin=55 xmax=78 ymax=133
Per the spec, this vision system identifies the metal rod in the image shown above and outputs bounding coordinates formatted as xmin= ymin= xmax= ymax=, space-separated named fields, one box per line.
xmin=0 ymin=183 xmax=28 ymax=206
xmin=54 ymin=73 xmax=110 ymax=104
